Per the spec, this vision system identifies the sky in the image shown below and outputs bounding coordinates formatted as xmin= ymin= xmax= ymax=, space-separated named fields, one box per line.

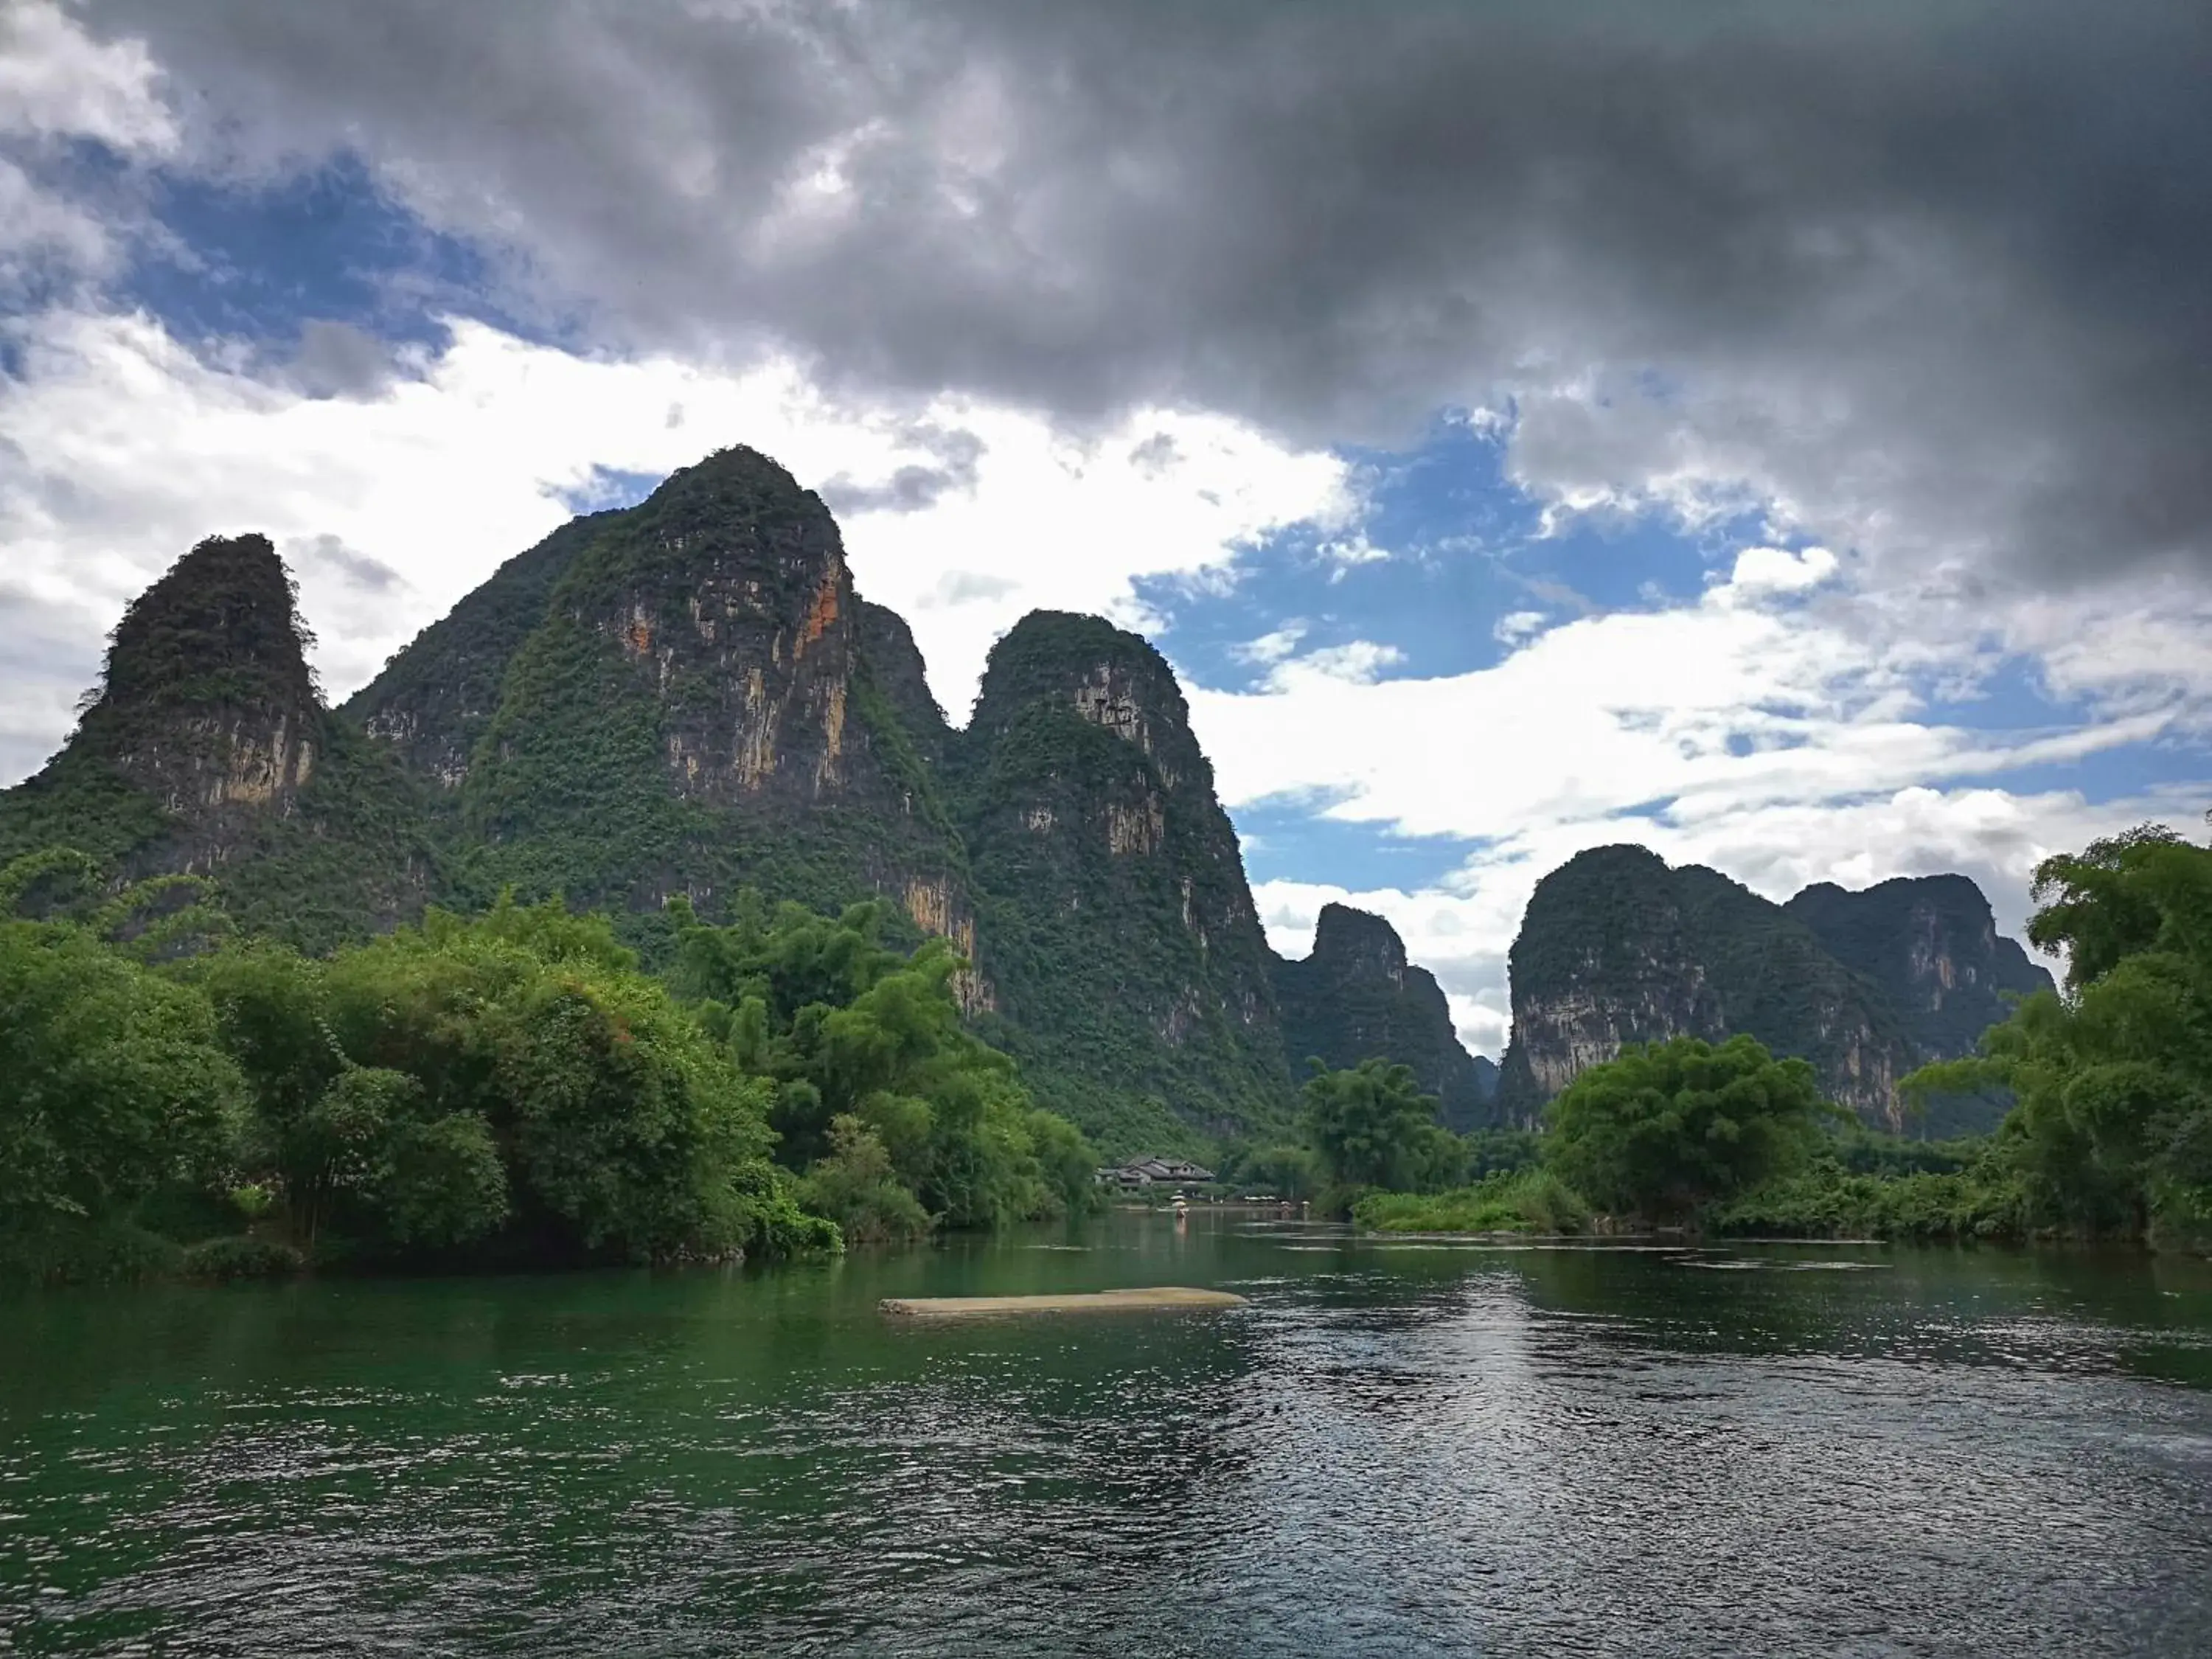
xmin=2 ymin=0 xmax=2208 ymax=1057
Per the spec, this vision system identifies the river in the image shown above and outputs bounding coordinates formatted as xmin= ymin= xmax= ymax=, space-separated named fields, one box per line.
xmin=5 ymin=1211 xmax=2212 ymax=1656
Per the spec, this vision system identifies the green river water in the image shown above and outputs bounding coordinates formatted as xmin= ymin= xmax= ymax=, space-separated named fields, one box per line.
xmin=6 ymin=1210 xmax=2212 ymax=1657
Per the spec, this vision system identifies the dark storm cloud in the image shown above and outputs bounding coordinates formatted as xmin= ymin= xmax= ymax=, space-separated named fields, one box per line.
xmin=817 ymin=425 xmax=985 ymax=515
xmin=281 ymin=320 xmax=406 ymax=400
xmin=80 ymin=0 xmax=2212 ymax=588
xmin=296 ymin=532 xmax=406 ymax=592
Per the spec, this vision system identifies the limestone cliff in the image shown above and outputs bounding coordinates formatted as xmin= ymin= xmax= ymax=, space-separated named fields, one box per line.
xmin=1270 ymin=903 xmax=1500 ymax=1130
xmin=853 ymin=598 xmax=951 ymax=770
xmin=1784 ymin=874 xmax=2056 ymax=1057
xmin=1495 ymin=846 xmax=1922 ymax=1129
xmin=0 ymin=534 xmax=434 ymax=947
xmin=352 ymin=447 xmax=978 ymax=963
xmin=953 ymin=611 xmax=1292 ymax=1150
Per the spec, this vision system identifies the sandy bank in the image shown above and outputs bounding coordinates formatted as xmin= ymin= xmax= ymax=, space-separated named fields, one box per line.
xmin=880 ymin=1287 xmax=1247 ymax=1318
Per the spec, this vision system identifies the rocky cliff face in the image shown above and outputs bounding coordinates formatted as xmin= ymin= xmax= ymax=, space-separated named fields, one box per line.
xmin=351 ymin=447 xmax=977 ymax=965
xmin=1784 ymin=874 xmax=2056 ymax=1056
xmin=952 ymin=611 xmax=1292 ymax=1150
xmin=853 ymin=598 xmax=950 ymax=769
xmin=1495 ymin=845 xmax=1924 ymax=1129
xmin=1496 ymin=846 xmax=2053 ymax=1132
xmin=0 ymin=535 xmax=434 ymax=947
xmin=1270 ymin=903 xmax=1500 ymax=1130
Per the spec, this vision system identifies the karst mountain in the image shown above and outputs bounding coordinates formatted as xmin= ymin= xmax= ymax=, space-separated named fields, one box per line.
xmin=1 ymin=444 xmax=2051 ymax=1146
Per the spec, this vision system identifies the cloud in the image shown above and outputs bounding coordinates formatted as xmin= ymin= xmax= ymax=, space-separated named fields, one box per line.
xmin=294 ymin=532 xmax=406 ymax=592
xmin=0 ymin=3 xmax=176 ymax=298
xmin=1231 ymin=622 xmax=1308 ymax=667
xmin=55 ymin=0 xmax=2212 ymax=609
xmin=1265 ymin=640 xmax=1405 ymax=689
xmin=817 ymin=424 xmax=984 ymax=515
xmin=1720 ymin=545 xmax=1837 ymax=601
xmin=280 ymin=319 xmax=414 ymax=400
xmin=1 ymin=1 xmax=175 ymax=151
xmin=1492 ymin=610 xmax=1545 ymax=645
xmin=1192 ymin=544 xmax=2187 ymax=882
xmin=915 ymin=568 xmax=1018 ymax=608
xmin=0 ymin=306 xmax=1352 ymax=776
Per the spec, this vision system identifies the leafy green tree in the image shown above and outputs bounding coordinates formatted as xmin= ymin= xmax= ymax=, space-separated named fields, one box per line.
xmin=0 ymin=911 xmax=242 ymax=1227
xmin=1220 ymin=1141 xmax=1318 ymax=1199
xmin=1301 ymin=1059 xmax=1451 ymax=1192
xmin=0 ymin=853 xmax=243 ymax=1246
xmin=797 ymin=1115 xmax=931 ymax=1245
xmin=1909 ymin=823 xmax=2212 ymax=1243
xmin=1544 ymin=1034 xmax=1830 ymax=1222
xmin=313 ymin=897 xmax=799 ymax=1261
xmin=667 ymin=891 xmax=1099 ymax=1232
xmin=378 ymin=1110 xmax=509 ymax=1246
xmin=2025 ymin=824 xmax=2188 ymax=992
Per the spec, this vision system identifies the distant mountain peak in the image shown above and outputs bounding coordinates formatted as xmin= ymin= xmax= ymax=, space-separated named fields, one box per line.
xmin=1310 ymin=902 xmax=1410 ymax=984
xmin=0 ymin=534 xmax=432 ymax=948
xmin=1498 ymin=845 xmax=2050 ymax=1133
xmin=1271 ymin=902 xmax=1500 ymax=1130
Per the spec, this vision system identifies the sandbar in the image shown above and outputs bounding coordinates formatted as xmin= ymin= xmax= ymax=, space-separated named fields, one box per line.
xmin=880 ymin=1287 xmax=1246 ymax=1318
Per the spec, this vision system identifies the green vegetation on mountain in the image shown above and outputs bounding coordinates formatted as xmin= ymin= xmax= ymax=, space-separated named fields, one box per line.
xmin=1495 ymin=844 xmax=2038 ymax=1133
xmin=438 ymin=450 xmax=970 ymax=953
xmin=1785 ymin=873 xmax=2054 ymax=1054
xmin=1270 ymin=902 xmax=1499 ymax=1130
xmin=949 ymin=611 xmax=1293 ymax=1153
xmin=341 ymin=509 xmax=631 ymax=794
xmin=0 ymin=535 xmax=437 ymax=953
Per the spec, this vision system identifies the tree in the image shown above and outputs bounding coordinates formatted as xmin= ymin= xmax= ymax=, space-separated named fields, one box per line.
xmin=667 ymin=891 xmax=1099 ymax=1232
xmin=2026 ymin=824 xmax=2191 ymax=992
xmin=1544 ymin=1034 xmax=1829 ymax=1222
xmin=1908 ymin=822 xmax=2212 ymax=1242
xmin=1301 ymin=1058 xmax=1451 ymax=1192
xmin=0 ymin=912 xmax=242 ymax=1228
xmin=797 ymin=1115 xmax=931 ymax=1245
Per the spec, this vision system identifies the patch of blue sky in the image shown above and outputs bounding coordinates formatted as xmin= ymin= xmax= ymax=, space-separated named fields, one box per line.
xmin=1232 ymin=797 xmax=1484 ymax=895
xmin=1531 ymin=502 xmax=1753 ymax=612
xmin=117 ymin=150 xmax=542 ymax=353
xmin=1974 ymin=738 xmax=2212 ymax=808
xmin=1148 ymin=407 xmax=1775 ymax=695
xmin=1913 ymin=656 xmax=2085 ymax=733
xmin=554 ymin=466 xmax=667 ymax=515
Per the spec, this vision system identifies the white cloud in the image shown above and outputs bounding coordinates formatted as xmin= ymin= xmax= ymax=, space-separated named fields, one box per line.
xmin=0 ymin=153 xmax=116 ymax=284
xmin=1316 ymin=530 xmax=1388 ymax=573
xmin=0 ymin=1 xmax=176 ymax=152
xmin=1231 ymin=622 xmax=1308 ymax=667
xmin=1492 ymin=610 xmax=1546 ymax=645
xmin=1719 ymin=543 xmax=1837 ymax=600
xmin=0 ymin=305 xmax=1353 ymax=777
xmin=1262 ymin=640 xmax=1405 ymax=689
xmin=0 ymin=3 xmax=178 ymax=298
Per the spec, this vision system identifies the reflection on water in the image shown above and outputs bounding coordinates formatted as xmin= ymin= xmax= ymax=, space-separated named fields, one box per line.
xmin=4 ymin=1214 xmax=2211 ymax=1656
